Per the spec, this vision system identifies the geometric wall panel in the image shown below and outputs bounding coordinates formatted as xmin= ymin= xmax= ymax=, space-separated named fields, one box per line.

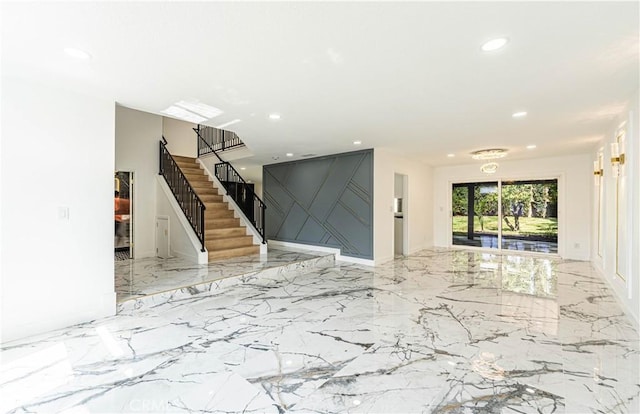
xmin=263 ymin=149 xmax=373 ymax=259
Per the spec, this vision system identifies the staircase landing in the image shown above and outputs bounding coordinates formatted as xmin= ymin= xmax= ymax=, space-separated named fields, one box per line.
xmin=115 ymin=248 xmax=334 ymax=312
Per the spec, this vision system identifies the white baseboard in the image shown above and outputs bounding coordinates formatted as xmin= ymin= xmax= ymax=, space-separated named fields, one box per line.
xmin=408 ymin=244 xmax=430 ymax=255
xmin=99 ymin=291 xmax=117 ymax=316
xmin=591 ymin=258 xmax=640 ymax=330
xmin=267 ymin=240 xmax=375 ymax=266
xmin=134 ymin=250 xmax=156 ymax=259
xmin=171 ymin=248 xmax=208 ymax=264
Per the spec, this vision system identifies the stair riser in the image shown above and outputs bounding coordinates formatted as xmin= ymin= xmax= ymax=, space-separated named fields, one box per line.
xmin=200 ymin=196 xmax=224 ymax=203
xmin=206 ymin=236 xmax=254 ymax=250
xmin=206 ymin=210 xmax=234 ymax=219
xmin=204 ymin=202 xmax=228 ymax=210
xmin=208 ymin=246 xmax=260 ymax=261
xmin=205 ymin=218 xmax=240 ymax=229
xmin=206 ymin=228 xmax=247 ymax=239
xmin=195 ymin=188 xmax=221 ymax=195
xmin=176 ymin=164 xmax=200 ymax=171
xmin=183 ymin=174 xmax=209 ymax=182
xmin=191 ymin=181 xmax=215 ymax=188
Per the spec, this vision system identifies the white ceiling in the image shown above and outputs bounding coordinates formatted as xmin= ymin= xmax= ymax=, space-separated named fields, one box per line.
xmin=2 ymin=1 xmax=638 ymax=181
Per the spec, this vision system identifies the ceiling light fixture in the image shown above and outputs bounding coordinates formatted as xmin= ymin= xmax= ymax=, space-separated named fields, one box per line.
xmin=512 ymin=111 xmax=528 ymax=118
xmin=526 ymin=144 xmax=537 ymax=149
xmin=480 ymin=162 xmax=499 ymax=174
xmin=471 ymin=148 xmax=508 ymax=160
xmin=447 ymin=153 xmax=455 ymax=158
xmin=286 ymin=153 xmax=293 ymax=157
xmin=269 ymin=113 xmax=281 ymax=120
xmin=353 ymin=140 xmax=362 ymax=145
xmin=481 ymin=37 xmax=508 ymax=52
xmin=64 ymin=47 xmax=92 ymax=60
xmin=240 ymin=167 xmax=246 ymax=170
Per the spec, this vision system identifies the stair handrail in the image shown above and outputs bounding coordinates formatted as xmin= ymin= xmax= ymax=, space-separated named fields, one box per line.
xmin=193 ymin=127 xmax=267 ymax=244
xmin=159 ymin=138 xmax=206 ymax=252
xmin=196 ymin=124 xmax=245 ymax=157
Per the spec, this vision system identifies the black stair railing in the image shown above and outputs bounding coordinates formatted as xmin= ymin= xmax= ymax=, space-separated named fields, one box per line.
xmin=159 ymin=138 xmax=206 ymax=252
xmin=196 ymin=124 xmax=245 ymax=156
xmin=193 ymin=127 xmax=266 ymax=243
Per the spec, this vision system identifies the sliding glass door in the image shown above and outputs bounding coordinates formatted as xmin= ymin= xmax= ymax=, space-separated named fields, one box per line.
xmin=452 ymin=182 xmax=499 ymax=249
xmin=452 ymin=179 xmax=558 ymax=254
xmin=500 ymin=180 xmax=558 ymax=253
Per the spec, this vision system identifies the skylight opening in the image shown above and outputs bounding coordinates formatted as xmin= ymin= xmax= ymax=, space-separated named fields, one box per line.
xmin=161 ymin=106 xmax=207 ymax=123
xmin=174 ymin=100 xmax=223 ymax=119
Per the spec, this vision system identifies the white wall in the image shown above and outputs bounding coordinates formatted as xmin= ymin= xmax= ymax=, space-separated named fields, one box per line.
xmin=162 ymin=117 xmax=197 ymax=158
xmin=432 ymin=154 xmax=592 ymax=261
xmin=156 ymin=177 xmax=206 ymax=262
xmin=115 ymin=106 xmax=163 ymax=259
xmin=591 ymin=90 xmax=639 ymax=326
xmin=1 ymin=77 xmax=116 ymax=343
xmin=374 ymin=149 xmax=433 ymax=264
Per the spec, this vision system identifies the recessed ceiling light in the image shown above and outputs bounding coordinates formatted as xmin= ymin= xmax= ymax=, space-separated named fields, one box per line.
xmin=481 ymin=37 xmax=508 ymax=52
xmin=471 ymin=149 xmax=508 ymax=160
xmin=526 ymin=144 xmax=537 ymax=150
xmin=512 ymin=111 xmax=528 ymax=118
xmin=269 ymin=113 xmax=281 ymax=120
xmin=64 ymin=47 xmax=92 ymax=60
xmin=353 ymin=140 xmax=362 ymax=145
xmin=286 ymin=153 xmax=293 ymax=157
xmin=447 ymin=153 xmax=455 ymax=158
xmin=240 ymin=167 xmax=246 ymax=170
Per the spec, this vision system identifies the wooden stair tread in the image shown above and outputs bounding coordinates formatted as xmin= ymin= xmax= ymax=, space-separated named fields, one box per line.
xmin=208 ymin=245 xmax=260 ymax=261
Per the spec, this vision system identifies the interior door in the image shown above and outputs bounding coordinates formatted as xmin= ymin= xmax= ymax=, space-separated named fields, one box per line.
xmin=156 ymin=216 xmax=170 ymax=258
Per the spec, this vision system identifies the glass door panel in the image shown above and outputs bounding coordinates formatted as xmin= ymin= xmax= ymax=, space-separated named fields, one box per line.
xmin=452 ymin=182 xmax=499 ymax=249
xmin=500 ymin=179 xmax=558 ymax=254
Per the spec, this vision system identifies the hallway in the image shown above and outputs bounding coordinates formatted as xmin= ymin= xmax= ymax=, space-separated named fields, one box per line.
xmin=2 ymin=249 xmax=638 ymax=413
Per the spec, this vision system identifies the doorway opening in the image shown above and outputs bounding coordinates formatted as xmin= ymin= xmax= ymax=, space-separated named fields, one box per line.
xmin=394 ymin=173 xmax=408 ymax=257
xmin=115 ymin=171 xmax=133 ymax=260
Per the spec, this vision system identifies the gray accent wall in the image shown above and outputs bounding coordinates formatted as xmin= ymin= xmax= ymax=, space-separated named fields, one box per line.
xmin=263 ymin=150 xmax=373 ymax=259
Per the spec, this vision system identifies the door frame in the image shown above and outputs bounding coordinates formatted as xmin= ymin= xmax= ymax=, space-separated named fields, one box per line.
xmin=448 ymin=174 xmax=563 ymax=257
xmin=115 ymin=171 xmax=134 ymax=259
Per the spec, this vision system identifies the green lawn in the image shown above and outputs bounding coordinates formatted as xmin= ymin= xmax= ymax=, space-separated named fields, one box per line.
xmin=452 ymin=216 xmax=557 ymax=238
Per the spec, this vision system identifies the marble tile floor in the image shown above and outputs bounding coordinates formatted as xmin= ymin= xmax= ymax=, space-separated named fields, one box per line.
xmin=115 ymin=248 xmax=334 ymax=304
xmin=2 ymin=249 xmax=639 ymax=413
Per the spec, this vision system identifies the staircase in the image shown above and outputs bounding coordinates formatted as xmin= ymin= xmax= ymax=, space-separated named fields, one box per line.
xmin=171 ymin=155 xmax=260 ymax=261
